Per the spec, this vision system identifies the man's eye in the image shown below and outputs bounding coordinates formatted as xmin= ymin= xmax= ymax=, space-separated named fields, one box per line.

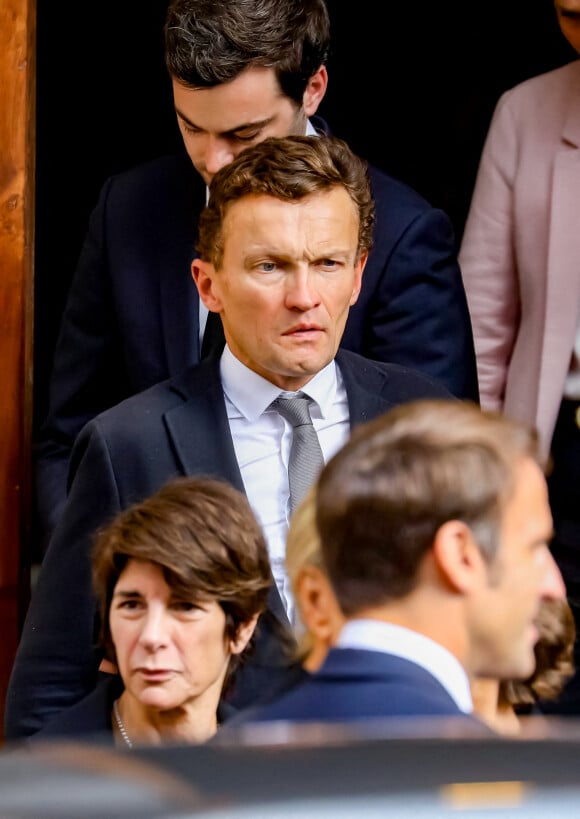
xmin=320 ymin=259 xmax=340 ymax=270
xmin=233 ymin=132 xmax=261 ymax=143
xmin=181 ymin=122 xmax=201 ymax=135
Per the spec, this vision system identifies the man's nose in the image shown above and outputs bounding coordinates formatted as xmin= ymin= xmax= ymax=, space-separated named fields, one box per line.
xmin=285 ymin=270 xmax=321 ymax=311
xmin=203 ymin=136 xmax=236 ymax=177
xmin=541 ymin=550 xmax=567 ymax=602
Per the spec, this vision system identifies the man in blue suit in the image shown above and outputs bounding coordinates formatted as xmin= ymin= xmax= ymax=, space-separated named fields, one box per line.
xmin=6 ymin=135 xmax=453 ymax=739
xmin=237 ymin=399 xmax=566 ymax=727
xmin=33 ymin=0 xmax=478 ymax=550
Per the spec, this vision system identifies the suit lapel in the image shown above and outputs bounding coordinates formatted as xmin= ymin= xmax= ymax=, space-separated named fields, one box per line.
xmin=164 ymin=359 xmax=290 ymax=629
xmin=163 ymin=358 xmax=245 ymax=491
xmin=336 ymin=349 xmax=394 ymax=427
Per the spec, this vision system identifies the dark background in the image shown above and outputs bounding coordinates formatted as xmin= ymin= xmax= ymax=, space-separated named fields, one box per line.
xmin=34 ymin=0 xmax=576 ymax=430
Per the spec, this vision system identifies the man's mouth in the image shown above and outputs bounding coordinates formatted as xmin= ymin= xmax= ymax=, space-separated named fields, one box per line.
xmin=283 ymin=324 xmax=323 ymax=335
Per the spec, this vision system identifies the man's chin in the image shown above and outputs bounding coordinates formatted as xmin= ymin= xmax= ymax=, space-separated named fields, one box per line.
xmin=507 ymin=653 xmax=536 ymax=683
xmin=283 ymin=344 xmax=335 ymax=373
xmin=286 ymin=356 xmax=331 ymax=381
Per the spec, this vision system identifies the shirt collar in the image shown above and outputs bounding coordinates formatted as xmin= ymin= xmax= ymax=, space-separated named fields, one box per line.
xmin=220 ymin=344 xmax=338 ymax=422
xmin=337 ymin=619 xmax=474 ymax=714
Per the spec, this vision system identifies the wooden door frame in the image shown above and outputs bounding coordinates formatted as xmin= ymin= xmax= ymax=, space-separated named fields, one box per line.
xmin=0 ymin=0 xmax=36 ymax=740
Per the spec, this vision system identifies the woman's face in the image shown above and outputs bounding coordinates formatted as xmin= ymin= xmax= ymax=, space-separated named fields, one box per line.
xmin=109 ymin=558 xmax=242 ymax=713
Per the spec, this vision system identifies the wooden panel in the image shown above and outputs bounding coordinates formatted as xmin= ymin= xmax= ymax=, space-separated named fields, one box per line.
xmin=0 ymin=0 xmax=36 ymax=740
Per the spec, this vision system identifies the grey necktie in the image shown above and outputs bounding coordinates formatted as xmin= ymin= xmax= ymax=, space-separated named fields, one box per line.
xmin=272 ymin=394 xmax=324 ymax=514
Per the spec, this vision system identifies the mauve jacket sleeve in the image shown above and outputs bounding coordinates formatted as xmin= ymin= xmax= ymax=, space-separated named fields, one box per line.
xmin=459 ymin=90 xmax=520 ymax=412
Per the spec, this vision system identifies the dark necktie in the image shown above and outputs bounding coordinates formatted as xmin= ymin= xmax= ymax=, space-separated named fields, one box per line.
xmin=271 ymin=394 xmax=325 ymax=514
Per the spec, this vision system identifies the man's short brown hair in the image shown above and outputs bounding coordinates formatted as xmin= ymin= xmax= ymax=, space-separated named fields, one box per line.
xmin=316 ymin=399 xmax=540 ymax=617
xmin=196 ymin=134 xmax=375 ymax=270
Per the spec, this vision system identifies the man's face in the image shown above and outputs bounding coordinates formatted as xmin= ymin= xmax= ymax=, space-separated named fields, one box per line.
xmin=469 ymin=457 xmax=565 ymax=681
xmin=172 ymin=65 xmax=325 ymax=186
xmin=554 ymin=1 xmax=580 ymax=54
xmin=193 ymin=188 xmax=366 ymax=391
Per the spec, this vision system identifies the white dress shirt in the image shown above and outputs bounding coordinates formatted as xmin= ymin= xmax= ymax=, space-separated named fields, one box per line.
xmin=336 ymin=619 xmax=473 ymax=713
xmin=220 ymin=345 xmax=350 ymax=619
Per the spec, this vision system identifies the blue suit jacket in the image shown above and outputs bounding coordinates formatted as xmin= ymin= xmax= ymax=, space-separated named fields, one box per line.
xmin=233 ymin=648 xmax=479 ymax=725
xmin=6 ymin=350 xmax=451 ymax=739
xmin=34 ymin=123 xmax=478 ymax=540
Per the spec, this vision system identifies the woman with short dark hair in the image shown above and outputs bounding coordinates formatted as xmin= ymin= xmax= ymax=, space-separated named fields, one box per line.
xmin=34 ymin=476 xmax=272 ymax=747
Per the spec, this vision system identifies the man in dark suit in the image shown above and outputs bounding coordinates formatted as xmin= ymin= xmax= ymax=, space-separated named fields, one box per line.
xmin=34 ymin=0 xmax=478 ymax=550
xmin=6 ymin=134 xmax=453 ymax=740
xmin=234 ymin=399 xmax=565 ymax=727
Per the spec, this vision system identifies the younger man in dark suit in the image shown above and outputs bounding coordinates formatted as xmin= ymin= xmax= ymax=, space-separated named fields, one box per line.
xmin=34 ymin=0 xmax=478 ymax=550
xmin=6 ymin=135 xmax=452 ymax=739
xmin=238 ymin=399 xmax=565 ymax=726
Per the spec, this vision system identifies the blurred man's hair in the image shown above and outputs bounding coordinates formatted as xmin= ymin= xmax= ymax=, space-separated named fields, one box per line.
xmin=316 ymin=399 xmax=540 ymax=616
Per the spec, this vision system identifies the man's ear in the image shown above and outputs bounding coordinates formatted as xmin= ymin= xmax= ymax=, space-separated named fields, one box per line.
xmin=432 ymin=520 xmax=487 ymax=594
xmin=303 ymin=65 xmax=328 ymax=117
xmin=229 ymin=614 xmax=260 ymax=656
xmin=349 ymin=250 xmax=368 ymax=306
xmin=296 ymin=564 xmax=344 ymax=643
xmin=192 ymin=258 xmax=222 ymax=312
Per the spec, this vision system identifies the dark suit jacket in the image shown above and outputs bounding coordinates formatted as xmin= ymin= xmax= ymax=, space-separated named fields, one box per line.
xmin=34 ymin=122 xmax=478 ymax=540
xmin=229 ymin=648 xmax=481 ymax=725
xmin=31 ymin=673 xmax=236 ymax=745
xmin=30 ymin=673 xmax=123 ymax=746
xmin=6 ymin=350 xmax=451 ymax=739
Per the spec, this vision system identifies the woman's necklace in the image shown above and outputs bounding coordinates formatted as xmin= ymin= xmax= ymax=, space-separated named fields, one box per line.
xmin=113 ymin=698 xmax=133 ymax=749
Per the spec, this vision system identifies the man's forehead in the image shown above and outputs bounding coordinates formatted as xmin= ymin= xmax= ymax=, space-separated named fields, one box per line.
xmin=222 ymin=189 xmax=359 ymax=234
xmin=172 ymin=69 xmax=287 ymax=132
xmin=556 ymin=0 xmax=580 ymax=12
xmin=175 ymin=105 xmax=276 ymax=137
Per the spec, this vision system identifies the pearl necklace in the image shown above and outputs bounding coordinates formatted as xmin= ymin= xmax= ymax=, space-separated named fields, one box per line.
xmin=113 ymin=698 xmax=133 ymax=749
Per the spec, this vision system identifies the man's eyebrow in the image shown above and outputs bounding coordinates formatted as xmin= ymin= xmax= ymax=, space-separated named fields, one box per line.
xmin=174 ymin=107 xmax=276 ymax=137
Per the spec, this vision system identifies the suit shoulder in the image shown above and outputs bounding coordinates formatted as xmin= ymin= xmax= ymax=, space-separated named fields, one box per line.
xmin=102 ymin=152 xmax=205 ymax=202
xmin=85 ymin=375 xmax=185 ymax=439
xmin=339 ymin=350 xmax=453 ymax=399
xmin=84 ymin=361 xmax=216 ymax=439
xmin=314 ymin=115 xmax=444 ymax=221
xmin=497 ymin=59 xmax=580 ymax=112
xmin=378 ymin=361 xmax=454 ymax=399
xmin=108 ymin=151 xmax=193 ymax=184
xmin=367 ymin=162 xmax=434 ymax=214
